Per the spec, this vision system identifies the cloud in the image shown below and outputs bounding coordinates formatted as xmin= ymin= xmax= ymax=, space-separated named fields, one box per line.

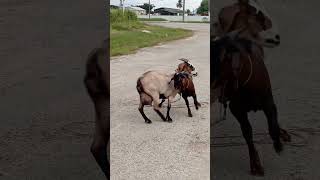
xmin=110 ymin=0 xmax=203 ymax=10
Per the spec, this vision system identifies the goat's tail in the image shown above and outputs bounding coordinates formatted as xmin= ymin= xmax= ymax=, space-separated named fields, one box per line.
xmin=136 ymin=77 xmax=144 ymax=94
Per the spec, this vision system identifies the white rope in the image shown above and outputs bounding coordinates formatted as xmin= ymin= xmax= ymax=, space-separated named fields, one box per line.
xmin=171 ymin=94 xmax=182 ymax=103
xmin=243 ymin=55 xmax=253 ymax=86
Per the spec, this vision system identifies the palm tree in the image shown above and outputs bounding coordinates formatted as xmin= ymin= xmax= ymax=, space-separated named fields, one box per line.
xmin=176 ymin=0 xmax=182 ymax=9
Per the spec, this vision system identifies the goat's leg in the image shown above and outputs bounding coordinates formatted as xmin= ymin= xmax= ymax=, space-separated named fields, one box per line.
xmin=263 ymin=101 xmax=283 ymax=153
xmin=152 ymin=94 xmax=166 ymax=121
xmin=159 ymin=99 xmax=165 ymax=107
xmin=166 ymin=97 xmax=173 ymax=122
xmin=192 ymin=94 xmax=201 ymax=110
xmin=183 ymin=95 xmax=192 ymax=117
xmin=139 ymin=103 xmax=152 ymax=123
xmin=229 ymin=102 xmax=264 ymax=176
xmin=154 ymin=109 xmax=166 ymax=121
xmin=91 ymin=126 xmax=109 ymax=179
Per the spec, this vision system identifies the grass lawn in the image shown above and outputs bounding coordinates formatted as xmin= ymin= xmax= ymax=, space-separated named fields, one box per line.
xmin=111 ymin=24 xmax=193 ymax=57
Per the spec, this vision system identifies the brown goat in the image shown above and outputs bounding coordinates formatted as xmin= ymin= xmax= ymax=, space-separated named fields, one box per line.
xmin=159 ymin=59 xmax=201 ymax=117
xmin=137 ymin=71 xmax=189 ymax=123
xmin=84 ymin=40 xmax=109 ymax=179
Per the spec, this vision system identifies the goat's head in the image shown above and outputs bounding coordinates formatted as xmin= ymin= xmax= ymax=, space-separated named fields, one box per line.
xmin=176 ymin=58 xmax=198 ymax=77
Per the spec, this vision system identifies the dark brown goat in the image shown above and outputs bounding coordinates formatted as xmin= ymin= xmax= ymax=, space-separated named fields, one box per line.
xmin=179 ymin=72 xmax=201 ymax=117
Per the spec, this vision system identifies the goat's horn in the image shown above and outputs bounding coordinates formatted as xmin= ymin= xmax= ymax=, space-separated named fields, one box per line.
xmin=179 ymin=58 xmax=189 ymax=62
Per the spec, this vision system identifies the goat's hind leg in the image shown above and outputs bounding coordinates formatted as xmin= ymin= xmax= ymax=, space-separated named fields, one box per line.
xmin=263 ymin=100 xmax=283 ymax=153
xmin=139 ymin=103 xmax=152 ymax=123
xmin=192 ymin=94 xmax=201 ymax=110
xmin=183 ymin=95 xmax=192 ymax=117
xmin=138 ymin=93 xmax=152 ymax=123
xmin=229 ymin=102 xmax=264 ymax=176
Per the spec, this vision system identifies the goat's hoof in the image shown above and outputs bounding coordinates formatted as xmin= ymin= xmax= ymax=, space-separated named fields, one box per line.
xmin=280 ymin=128 xmax=291 ymax=142
xmin=167 ymin=117 xmax=172 ymax=122
xmin=251 ymin=166 xmax=264 ymax=176
xmin=145 ymin=119 xmax=152 ymax=124
xmin=250 ymin=151 xmax=264 ymax=176
xmin=274 ymin=141 xmax=283 ymax=154
xmin=188 ymin=113 xmax=193 ymax=117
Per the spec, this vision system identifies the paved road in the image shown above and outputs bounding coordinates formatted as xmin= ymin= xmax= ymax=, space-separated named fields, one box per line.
xmin=211 ymin=1 xmax=320 ymax=179
xmin=110 ymin=23 xmax=210 ymax=179
xmin=0 ymin=1 xmax=106 ymax=179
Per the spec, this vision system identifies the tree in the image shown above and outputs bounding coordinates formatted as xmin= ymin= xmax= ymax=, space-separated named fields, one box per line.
xmin=137 ymin=3 xmax=155 ymax=14
xmin=196 ymin=0 xmax=209 ymax=15
xmin=186 ymin=9 xmax=191 ymax=14
xmin=176 ymin=0 xmax=182 ymax=9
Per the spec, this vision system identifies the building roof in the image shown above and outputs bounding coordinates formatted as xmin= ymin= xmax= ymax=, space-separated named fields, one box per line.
xmin=154 ymin=7 xmax=183 ymax=14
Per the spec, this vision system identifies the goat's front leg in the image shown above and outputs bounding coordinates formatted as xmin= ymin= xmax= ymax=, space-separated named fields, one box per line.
xmin=158 ymin=99 xmax=165 ymax=107
xmin=152 ymin=94 xmax=167 ymax=121
xmin=166 ymin=96 xmax=173 ymax=122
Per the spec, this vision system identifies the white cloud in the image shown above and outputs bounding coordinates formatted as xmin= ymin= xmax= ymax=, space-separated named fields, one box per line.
xmin=110 ymin=0 xmax=203 ymax=11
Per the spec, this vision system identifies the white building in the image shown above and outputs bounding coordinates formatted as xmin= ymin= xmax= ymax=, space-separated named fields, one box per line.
xmin=125 ymin=6 xmax=146 ymax=15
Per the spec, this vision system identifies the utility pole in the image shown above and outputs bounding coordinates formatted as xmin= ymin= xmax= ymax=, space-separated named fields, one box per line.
xmin=182 ymin=0 xmax=185 ymax=22
xmin=120 ymin=0 xmax=125 ymax=14
xmin=149 ymin=0 xmax=151 ymax=19
xmin=208 ymin=0 xmax=210 ymax=17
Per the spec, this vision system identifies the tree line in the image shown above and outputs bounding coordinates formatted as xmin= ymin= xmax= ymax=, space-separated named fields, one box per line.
xmin=134 ymin=0 xmax=208 ymax=15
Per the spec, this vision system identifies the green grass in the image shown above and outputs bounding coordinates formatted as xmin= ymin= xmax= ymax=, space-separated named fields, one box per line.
xmin=111 ymin=25 xmax=192 ymax=56
xmin=110 ymin=9 xmax=193 ymax=57
xmin=138 ymin=18 xmax=167 ymax=21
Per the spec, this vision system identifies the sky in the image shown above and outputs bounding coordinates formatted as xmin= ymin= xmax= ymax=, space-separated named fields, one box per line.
xmin=110 ymin=0 xmax=203 ymax=11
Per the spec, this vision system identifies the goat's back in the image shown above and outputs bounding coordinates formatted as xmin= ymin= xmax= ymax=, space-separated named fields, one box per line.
xmin=137 ymin=71 xmax=175 ymax=96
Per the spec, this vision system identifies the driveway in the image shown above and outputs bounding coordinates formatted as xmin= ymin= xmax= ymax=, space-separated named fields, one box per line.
xmin=110 ymin=23 xmax=210 ymax=179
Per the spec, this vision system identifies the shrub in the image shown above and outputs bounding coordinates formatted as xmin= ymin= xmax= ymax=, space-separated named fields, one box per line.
xmin=110 ymin=9 xmax=143 ymax=30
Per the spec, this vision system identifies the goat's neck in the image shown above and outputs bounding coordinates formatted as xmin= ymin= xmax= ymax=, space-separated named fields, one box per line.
xmin=166 ymin=73 xmax=179 ymax=96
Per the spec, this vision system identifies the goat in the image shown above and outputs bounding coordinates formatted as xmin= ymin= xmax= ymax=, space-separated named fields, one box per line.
xmin=159 ymin=58 xmax=201 ymax=117
xmin=137 ymin=71 xmax=189 ymax=123
xmin=84 ymin=39 xmax=109 ymax=179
